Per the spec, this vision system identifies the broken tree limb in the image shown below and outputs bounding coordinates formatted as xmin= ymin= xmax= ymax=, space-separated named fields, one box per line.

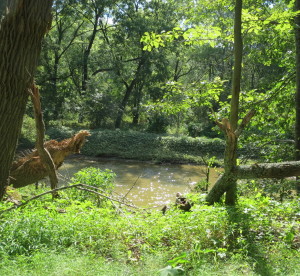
xmin=30 ymin=84 xmax=58 ymax=192
xmin=208 ymin=108 xmax=256 ymax=205
xmin=235 ymin=110 xmax=256 ymax=137
xmin=10 ymin=130 xmax=90 ymax=188
xmin=206 ymin=160 xmax=300 ymax=205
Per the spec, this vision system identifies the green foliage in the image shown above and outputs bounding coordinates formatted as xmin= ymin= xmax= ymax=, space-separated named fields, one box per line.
xmin=68 ymin=167 xmax=115 ymax=205
xmin=239 ymin=178 xmax=298 ymax=202
xmin=147 ymin=114 xmax=170 ymax=133
xmin=187 ymin=122 xmax=221 ymax=138
xmin=158 ymin=265 xmax=184 ymax=276
xmin=0 ymin=191 xmax=299 ymax=275
xmin=81 ymin=129 xmax=225 ymax=163
xmin=19 ymin=115 xmax=36 ymax=148
xmin=45 ymin=126 xmax=74 ymax=141
xmin=141 ymin=24 xmax=222 ymax=51
xmin=21 ymin=115 xmax=36 ymax=141
xmin=29 ymin=0 xmax=296 ymax=161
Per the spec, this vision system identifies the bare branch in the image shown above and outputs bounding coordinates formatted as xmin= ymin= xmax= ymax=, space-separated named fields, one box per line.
xmin=235 ymin=109 xmax=256 ymax=137
xmin=0 ymin=183 xmax=139 ymax=215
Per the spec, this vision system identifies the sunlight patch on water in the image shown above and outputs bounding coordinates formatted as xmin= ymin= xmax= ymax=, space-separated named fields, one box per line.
xmin=58 ymin=156 xmax=221 ymax=207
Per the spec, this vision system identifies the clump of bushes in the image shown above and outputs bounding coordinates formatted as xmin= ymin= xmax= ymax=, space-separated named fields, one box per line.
xmin=68 ymin=167 xmax=115 ymax=205
xmin=45 ymin=126 xmax=75 ymax=141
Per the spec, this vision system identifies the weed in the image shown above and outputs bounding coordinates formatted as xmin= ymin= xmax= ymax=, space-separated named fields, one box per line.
xmin=0 ymin=172 xmax=299 ymax=275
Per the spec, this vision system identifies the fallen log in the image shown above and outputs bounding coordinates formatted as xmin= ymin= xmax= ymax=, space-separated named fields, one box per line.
xmin=206 ymin=160 xmax=300 ymax=205
xmin=235 ymin=161 xmax=300 ymax=179
xmin=9 ymin=130 xmax=90 ymax=188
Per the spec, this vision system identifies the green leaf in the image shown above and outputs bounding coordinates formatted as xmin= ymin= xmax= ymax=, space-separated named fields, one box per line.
xmin=158 ymin=265 xmax=184 ymax=276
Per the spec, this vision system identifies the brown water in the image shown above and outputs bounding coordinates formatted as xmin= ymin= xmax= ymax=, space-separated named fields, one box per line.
xmin=58 ymin=156 xmax=221 ymax=207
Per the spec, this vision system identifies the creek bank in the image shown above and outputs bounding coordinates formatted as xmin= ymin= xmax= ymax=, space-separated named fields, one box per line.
xmin=21 ymin=127 xmax=263 ymax=165
xmin=80 ymin=129 xmax=225 ymax=164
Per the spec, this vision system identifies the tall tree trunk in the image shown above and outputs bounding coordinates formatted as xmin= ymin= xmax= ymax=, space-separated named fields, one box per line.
xmin=115 ymin=80 xmax=137 ymax=129
xmin=224 ymin=0 xmax=243 ymax=205
xmin=295 ymin=0 xmax=300 ymax=193
xmin=206 ymin=0 xmax=243 ymax=205
xmin=0 ymin=0 xmax=52 ymax=199
xmin=52 ymin=52 xmax=61 ymax=120
xmin=132 ymin=83 xmax=144 ymax=126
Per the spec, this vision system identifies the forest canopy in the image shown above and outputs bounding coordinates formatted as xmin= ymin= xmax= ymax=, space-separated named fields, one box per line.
xmin=1 ymin=1 xmax=300 ymax=275
xmin=33 ymin=0 xmax=296 ymax=148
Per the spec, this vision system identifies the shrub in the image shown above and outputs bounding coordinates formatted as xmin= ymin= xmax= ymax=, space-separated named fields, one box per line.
xmin=147 ymin=114 xmax=170 ymax=134
xmin=45 ymin=126 xmax=74 ymax=141
xmin=68 ymin=167 xmax=116 ymax=205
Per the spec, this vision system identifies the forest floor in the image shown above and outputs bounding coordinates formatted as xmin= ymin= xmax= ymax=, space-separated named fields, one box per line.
xmin=10 ymin=126 xmax=299 ymax=275
xmin=0 ymin=181 xmax=299 ymax=276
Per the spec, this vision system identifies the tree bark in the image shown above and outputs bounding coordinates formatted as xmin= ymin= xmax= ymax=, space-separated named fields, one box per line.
xmin=206 ymin=0 xmax=243 ymax=205
xmin=235 ymin=161 xmax=300 ymax=179
xmin=82 ymin=15 xmax=99 ymax=94
xmin=294 ymin=0 xmax=300 ymax=192
xmin=30 ymin=84 xmax=58 ymax=193
xmin=115 ymin=79 xmax=137 ymax=129
xmin=207 ymin=159 xmax=300 ymax=205
xmin=206 ymin=160 xmax=300 ymax=204
xmin=115 ymin=57 xmax=146 ymax=129
xmin=206 ymin=110 xmax=255 ymax=205
xmin=132 ymin=83 xmax=144 ymax=126
xmin=0 ymin=0 xmax=53 ymax=199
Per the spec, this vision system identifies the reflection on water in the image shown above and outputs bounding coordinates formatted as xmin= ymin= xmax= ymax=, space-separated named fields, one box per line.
xmin=58 ymin=155 xmax=221 ymax=207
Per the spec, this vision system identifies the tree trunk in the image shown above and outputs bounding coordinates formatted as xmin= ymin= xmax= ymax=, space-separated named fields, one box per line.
xmin=207 ymin=161 xmax=300 ymax=202
xmin=82 ymin=13 xmax=100 ymax=94
xmin=115 ymin=80 xmax=137 ymax=129
xmin=0 ymin=0 xmax=52 ymax=199
xmin=132 ymin=83 xmax=144 ymax=126
xmin=206 ymin=110 xmax=255 ymax=205
xmin=115 ymin=58 xmax=146 ymax=129
xmin=30 ymin=84 xmax=58 ymax=193
xmin=295 ymin=0 xmax=300 ymax=192
xmin=206 ymin=0 xmax=243 ymax=205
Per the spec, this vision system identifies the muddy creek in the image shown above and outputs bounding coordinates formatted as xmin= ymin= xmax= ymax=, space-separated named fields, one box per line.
xmin=58 ymin=156 xmax=221 ymax=207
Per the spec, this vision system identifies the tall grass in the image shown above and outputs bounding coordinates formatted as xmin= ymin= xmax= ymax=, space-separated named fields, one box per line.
xmin=0 ymin=182 xmax=299 ymax=275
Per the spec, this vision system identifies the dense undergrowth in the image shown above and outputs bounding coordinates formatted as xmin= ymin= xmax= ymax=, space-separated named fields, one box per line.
xmin=81 ymin=129 xmax=225 ymax=163
xmin=20 ymin=124 xmax=226 ymax=164
xmin=0 ymin=169 xmax=299 ymax=276
xmin=21 ymin=116 xmax=291 ymax=165
xmin=14 ymin=120 xmax=299 ymax=275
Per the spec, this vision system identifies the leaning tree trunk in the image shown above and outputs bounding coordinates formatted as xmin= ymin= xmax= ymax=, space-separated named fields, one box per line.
xmin=0 ymin=0 xmax=53 ymax=199
xmin=206 ymin=0 xmax=243 ymax=205
xmin=295 ymin=0 xmax=300 ymax=193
